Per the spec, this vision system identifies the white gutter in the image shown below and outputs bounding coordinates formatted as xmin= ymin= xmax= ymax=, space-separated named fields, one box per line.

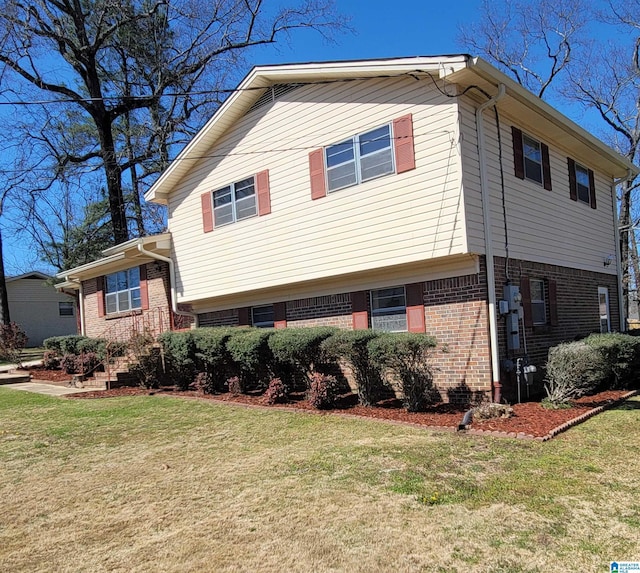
xmin=613 ymin=169 xmax=636 ymax=331
xmin=476 ymin=83 xmax=506 ymax=403
xmin=136 ymin=244 xmax=197 ymax=322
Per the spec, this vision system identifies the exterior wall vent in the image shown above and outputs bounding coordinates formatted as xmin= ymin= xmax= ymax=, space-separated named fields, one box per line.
xmin=248 ymin=83 xmax=302 ymax=113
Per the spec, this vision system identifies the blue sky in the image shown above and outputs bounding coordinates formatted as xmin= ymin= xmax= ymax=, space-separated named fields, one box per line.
xmin=4 ymin=0 xmax=485 ymax=275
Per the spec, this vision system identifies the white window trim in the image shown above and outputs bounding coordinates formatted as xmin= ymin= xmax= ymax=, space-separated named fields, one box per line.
xmin=530 ymin=278 xmax=547 ymax=326
xmin=370 ymin=286 xmax=407 ymax=332
xmin=325 ymin=123 xmax=395 ymax=193
xmin=212 ymin=176 xmax=257 ymax=227
xmin=105 ymin=268 xmax=141 ymax=314
xmin=598 ymin=286 xmax=611 ymax=333
xmin=574 ymin=162 xmax=592 ymax=205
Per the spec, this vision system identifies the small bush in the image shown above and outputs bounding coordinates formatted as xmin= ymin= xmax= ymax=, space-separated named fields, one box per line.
xmin=307 ymin=372 xmax=341 ymax=409
xmin=226 ymin=328 xmax=274 ymax=390
xmin=368 ymin=332 xmax=438 ymax=412
xmin=227 ymin=375 xmax=243 ymax=396
xmin=42 ymin=350 xmax=60 ymax=370
xmin=75 ymin=352 xmax=100 ymax=375
xmin=473 ymin=403 xmax=514 ymax=421
xmin=321 ymin=330 xmax=385 ymax=406
xmin=544 ymin=341 xmax=607 ymax=406
xmin=192 ymin=328 xmax=235 ymax=391
xmin=60 ymin=353 xmax=79 ymax=374
xmin=263 ymin=377 xmax=288 ymax=405
xmin=268 ymin=327 xmax=337 ymax=386
xmin=158 ymin=331 xmax=197 ymax=391
xmin=44 ymin=335 xmax=89 ymax=356
xmin=129 ymin=348 xmax=163 ymax=389
xmin=0 ymin=322 xmax=28 ymax=364
xmin=584 ymin=333 xmax=640 ymax=389
xmin=194 ymin=371 xmax=215 ymax=394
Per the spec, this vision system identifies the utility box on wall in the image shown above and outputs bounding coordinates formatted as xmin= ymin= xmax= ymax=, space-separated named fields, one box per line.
xmin=503 ymin=285 xmax=522 ymax=351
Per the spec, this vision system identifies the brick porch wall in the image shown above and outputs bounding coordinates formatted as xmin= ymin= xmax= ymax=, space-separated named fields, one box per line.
xmin=493 ymin=256 xmax=620 ymax=401
xmin=82 ymin=261 xmax=172 ymax=339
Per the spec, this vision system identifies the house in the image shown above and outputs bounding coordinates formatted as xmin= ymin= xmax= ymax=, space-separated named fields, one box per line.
xmin=6 ymin=272 xmax=78 ymax=346
xmin=57 ymin=55 xmax=638 ymax=403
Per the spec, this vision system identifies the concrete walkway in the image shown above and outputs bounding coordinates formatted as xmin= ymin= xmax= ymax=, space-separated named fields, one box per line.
xmin=1 ymin=381 xmax=101 ymax=396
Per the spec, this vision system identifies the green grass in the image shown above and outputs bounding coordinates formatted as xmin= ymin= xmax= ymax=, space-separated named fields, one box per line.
xmin=0 ymin=388 xmax=638 ymax=572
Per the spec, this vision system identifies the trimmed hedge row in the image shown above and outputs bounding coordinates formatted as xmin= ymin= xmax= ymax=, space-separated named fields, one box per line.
xmin=158 ymin=327 xmax=438 ymax=412
xmin=544 ymin=332 xmax=640 ymax=406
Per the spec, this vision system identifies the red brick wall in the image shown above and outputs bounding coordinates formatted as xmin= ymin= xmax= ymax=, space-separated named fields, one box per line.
xmin=287 ymin=294 xmax=352 ymax=328
xmin=197 ymin=309 xmax=240 ymax=327
xmin=82 ymin=262 xmax=172 ymax=339
xmin=493 ymin=256 xmax=620 ymax=401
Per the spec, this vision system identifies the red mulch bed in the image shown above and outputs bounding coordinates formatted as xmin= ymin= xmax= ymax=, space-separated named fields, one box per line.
xmin=27 ymin=367 xmax=74 ymax=384
xmin=64 ymin=382 xmax=635 ymax=439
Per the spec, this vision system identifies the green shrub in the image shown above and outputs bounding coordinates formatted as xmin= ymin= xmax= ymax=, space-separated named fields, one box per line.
xmin=368 ymin=332 xmax=438 ymax=412
xmin=129 ymin=348 xmax=164 ymax=389
xmin=544 ymin=341 xmax=607 ymax=406
xmin=307 ymin=372 xmax=341 ymax=409
xmin=158 ymin=331 xmax=197 ymax=391
xmin=321 ymin=330 xmax=385 ymax=406
xmin=268 ymin=327 xmax=337 ymax=386
xmin=60 ymin=353 xmax=79 ymax=374
xmin=44 ymin=335 xmax=89 ymax=356
xmin=226 ymin=328 xmax=274 ymax=390
xmin=192 ymin=328 xmax=235 ymax=391
xmin=42 ymin=350 xmax=60 ymax=370
xmin=584 ymin=333 xmax=640 ymax=389
xmin=77 ymin=337 xmax=108 ymax=359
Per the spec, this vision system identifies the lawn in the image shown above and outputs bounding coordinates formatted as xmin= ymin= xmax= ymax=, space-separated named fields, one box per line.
xmin=0 ymin=388 xmax=638 ymax=572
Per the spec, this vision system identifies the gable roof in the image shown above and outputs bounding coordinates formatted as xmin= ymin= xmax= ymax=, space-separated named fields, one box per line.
xmin=144 ymin=55 xmax=638 ymax=206
xmin=6 ymin=271 xmax=51 ymax=282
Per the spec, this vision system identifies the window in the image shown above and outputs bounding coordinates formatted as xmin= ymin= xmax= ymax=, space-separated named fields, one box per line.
xmin=598 ymin=287 xmax=610 ymax=333
xmin=251 ymin=305 xmax=274 ymax=328
xmin=105 ymin=268 xmax=141 ymax=314
xmin=568 ymin=158 xmax=596 ymax=208
xmin=212 ymin=176 xmax=257 ymax=226
xmin=59 ymin=301 xmax=74 ymax=317
xmin=326 ymin=124 xmax=394 ymax=192
xmin=522 ymin=134 xmax=543 ymax=184
xmin=370 ymin=286 xmax=407 ymax=332
xmin=530 ymin=279 xmax=546 ymax=325
xmin=574 ymin=163 xmax=592 ymax=204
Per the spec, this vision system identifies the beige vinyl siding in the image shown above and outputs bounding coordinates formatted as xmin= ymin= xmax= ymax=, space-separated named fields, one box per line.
xmin=460 ymin=100 xmax=618 ymax=275
xmin=6 ymin=278 xmax=76 ymax=346
xmin=168 ymin=77 xmax=466 ymax=303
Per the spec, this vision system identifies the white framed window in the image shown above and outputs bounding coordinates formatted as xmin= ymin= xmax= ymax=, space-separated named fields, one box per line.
xmin=530 ymin=279 xmax=546 ymax=325
xmin=325 ymin=124 xmax=394 ymax=192
xmin=251 ymin=305 xmax=274 ymax=328
xmin=598 ymin=286 xmax=610 ymax=333
xmin=59 ymin=301 xmax=74 ymax=317
xmin=105 ymin=268 xmax=141 ymax=314
xmin=370 ymin=286 xmax=407 ymax=332
xmin=574 ymin=162 xmax=592 ymax=205
xmin=522 ymin=134 xmax=543 ymax=185
xmin=213 ymin=176 xmax=257 ymax=227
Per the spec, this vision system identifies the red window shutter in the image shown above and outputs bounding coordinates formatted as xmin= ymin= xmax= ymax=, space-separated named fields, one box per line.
xmin=256 ymin=170 xmax=271 ymax=216
xmin=547 ymin=279 xmax=558 ymax=326
xmin=309 ymin=149 xmax=327 ymax=200
xmin=520 ymin=276 xmax=533 ymax=328
xmin=96 ymin=276 xmax=105 ymax=318
xmin=351 ymin=291 xmax=369 ymax=330
xmin=541 ymin=143 xmax=552 ymax=191
xmin=274 ymin=302 xmax=287 ymax=329
xmin=405 ymin=282 xmax=425 ymax=333
xmin=512 ymin=126 xmax=525 ymax=180
xmin=393 ymin=114 xmax=416 ymax=173
xmin=139 ymin=264 xmax=149 ymax=310
xmin=588 ymin=168 xmax=596 ymax=209
xmin=201 ymin=192 xmax=214 ymax=232
xmin=568 ymin=158 xmax=577 ymax=202
xmin=238 ymin=307 xmax=250 ymax=326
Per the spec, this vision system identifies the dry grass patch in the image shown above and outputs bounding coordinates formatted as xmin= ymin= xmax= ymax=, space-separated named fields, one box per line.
xmin=0 ymin=389 xmax=638 ymax=572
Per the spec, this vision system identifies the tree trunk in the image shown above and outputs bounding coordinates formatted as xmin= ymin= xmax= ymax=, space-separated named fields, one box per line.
xmin=619 ymin=180 xmax=632 ymax=318
xmin=0 ymin=229 xmax=11 ymax=324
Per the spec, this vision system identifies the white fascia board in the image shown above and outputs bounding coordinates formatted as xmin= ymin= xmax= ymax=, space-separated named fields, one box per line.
xmin=144 ymin=55 xmax=471 ymax=204
xmin=55 ymin=252 xmax=126 ymax=281
xmin=100 ymin=232 xmax=171 ymax=256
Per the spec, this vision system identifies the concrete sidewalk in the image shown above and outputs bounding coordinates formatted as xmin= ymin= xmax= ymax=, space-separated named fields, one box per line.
xmin=1 ymin=381 xmax=101 ymax=396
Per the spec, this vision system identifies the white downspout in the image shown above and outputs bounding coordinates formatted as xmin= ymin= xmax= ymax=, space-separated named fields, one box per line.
xmin=476 ymin=84 xmax=506 ymax=402
xmin=613 ymin=169 xmax=635 ymax=331
xmin=137 ymin=244 xmax=197 ymax=324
